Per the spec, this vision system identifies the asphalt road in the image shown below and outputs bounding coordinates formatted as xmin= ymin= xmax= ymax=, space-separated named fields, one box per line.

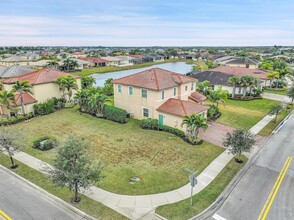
xmin=213 ymin=113 xmax=294 ymax=220
xmin=0 ymin=168 xmax=82 ymax=220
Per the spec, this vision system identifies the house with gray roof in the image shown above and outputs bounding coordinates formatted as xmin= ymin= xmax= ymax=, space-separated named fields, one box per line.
xmin=0 ymin=65 xmax=34 ymax=78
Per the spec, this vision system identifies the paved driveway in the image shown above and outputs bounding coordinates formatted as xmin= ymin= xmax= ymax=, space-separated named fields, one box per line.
xmin=199 ymin=121 xmax=235 ymax=147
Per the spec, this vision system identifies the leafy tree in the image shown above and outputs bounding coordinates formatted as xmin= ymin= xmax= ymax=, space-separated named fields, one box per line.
xmin=81 ymin=76 xmax=96 ymax=89
xmin=223 ymin=129 xmax=255 ymax=163
xmin=227 ymin=76 xmax=241 ymax=98
xmin=103 ymin=78 xmax=114 ymax=96
xmin=196 ymin=80 xmax=210 ymax=95
xmin=273 ymin=60 xmax=291 ymax=78
xmin=0 ymin=90 xmax=16 ymax=118
xmin=182 ymin=114 xmax=208 ymax=144
xmin=208 ymin=87 xmax=228 ymax=107
xmin=12 ymin=80 xmax=32 ymax=115
xmin=269 ymin=103 xmax=284 ymax=123
xmin=0 ymin=127 xmax=22 ymax=169
xmin=47 ymin=60 xmax=59 ymax=69
xmin=287 ymin=86 xmax=294 ymax=104
xmin=63 ymin=58 xmax=78 ymax=71
xmin=49 ymin=135 xmax=103 ymax=203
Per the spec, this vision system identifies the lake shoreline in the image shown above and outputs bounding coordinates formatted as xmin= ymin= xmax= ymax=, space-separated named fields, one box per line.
xmin=73 ymin=59 xmax=193 ymax=76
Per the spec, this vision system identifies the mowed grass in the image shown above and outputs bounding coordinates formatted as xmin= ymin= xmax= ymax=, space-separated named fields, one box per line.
xmin=0 ymin=153 xmax=128 ymax=220
xmin=204 ymin=99 xmax=280 ymax=130
xmin=258 ymin=105 xmax=294 ymax=136
xmin=264 ymin=88 xmax=288 ymax=96
xmin=9 ymin=107 xmax=224 ymax=195
xmin=155 ymin=155 xmax=248 ymax=220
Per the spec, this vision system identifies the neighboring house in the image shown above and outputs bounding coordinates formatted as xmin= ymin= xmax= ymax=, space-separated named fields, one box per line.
xmin=79 ymin=57 xmax=109 ymax=67
xmin=72 ymin=52 xmax=87 ymax=58
xmin=0 ymin=65 xmax=34 ymax=78
xmin=113 ymin=68 xmax=209 ymax=131
xmin=0 ymin=53 xmax=39 ymax=66
xmin=115 ymin=56 xmax=134 ymax=66
xmin=129 ymin=55 xmax=144 ymax=64
xmin=223 ymin=57 xmax=260 ymax=69
xmin=192 ymin=66 xmax=269 ymax=95
xmin=100 ymin=56 xmax=124 ymax=66
xmin=60 ymin=58 xmax=93 ymax=70
xmin=144 ymin=54 xmax=164 ymax=62
xmin=1 ymin=69 xmax=81 ymax=115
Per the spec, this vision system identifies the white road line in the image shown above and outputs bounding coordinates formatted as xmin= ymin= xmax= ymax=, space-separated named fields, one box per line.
xmin=213 ymin=213 xmax=227 ymax=220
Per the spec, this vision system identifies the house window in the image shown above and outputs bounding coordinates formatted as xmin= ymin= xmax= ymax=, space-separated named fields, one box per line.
xmin=174 ymin=87 xmax=177 ymax=96
xmin=161 ymin=90 xmax=165 ymax=100
xmin=129 ymin=86 xmax=133 ymax=96
xmin=142 ymin=89 xmax=148 ymax=98
xmin=185 ymin=86 xmax=188 ymax=91
xmin=191 ymin=83 xmax=194 ymax=91
xmin=238 ymin=87 xmax=242 ymax=94
xmin=117 ymin=84 xmax=122 ymax=93
xmin=143 ymin=108 xmax=149 ymax=117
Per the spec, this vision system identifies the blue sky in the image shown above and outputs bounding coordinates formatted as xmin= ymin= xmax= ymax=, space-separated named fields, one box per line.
xmin=1 ymin=0 xmax=293 ymax=46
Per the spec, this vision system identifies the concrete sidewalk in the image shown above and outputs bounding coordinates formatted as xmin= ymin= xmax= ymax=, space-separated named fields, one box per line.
xmin=262 ymin=92 xmax=291 ymax=103
xmin=8 ymin=113 xmax=278 ymax=219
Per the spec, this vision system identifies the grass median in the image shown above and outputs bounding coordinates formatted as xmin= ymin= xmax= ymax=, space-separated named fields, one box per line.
xmin=155 ymin=155 xmax=248 ymax=220
xmin=0 ymin=153 xmax=128 ymax=220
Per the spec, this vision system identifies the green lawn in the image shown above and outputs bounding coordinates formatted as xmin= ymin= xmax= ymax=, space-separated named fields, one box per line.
xmin=0 ymin=153 xmax=128 ymax=220
xmin=264 ymin=88 xmax=288 ymax=96
xmin=205 ymin=99 xmax=280 ymax=130
xmin=155 ymin=155 xmax=248 ymax=220
xmin=9 ymin=107 xmax=224 ymax=195
xmin=72 ymin=59 xmax=189 ymax=76
xmin=258 ymin=105 xmax=294 ymax=136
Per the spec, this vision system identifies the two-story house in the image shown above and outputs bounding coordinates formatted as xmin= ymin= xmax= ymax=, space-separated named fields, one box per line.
xmin=113 ymin=68 xmax=208 ymax=131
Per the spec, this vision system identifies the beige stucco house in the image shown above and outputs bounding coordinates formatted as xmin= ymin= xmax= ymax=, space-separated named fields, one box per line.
xmin=113 ymin=68 xmax=208 ymax=131
xmin=0 ymin=68 xmax=81 ymax=115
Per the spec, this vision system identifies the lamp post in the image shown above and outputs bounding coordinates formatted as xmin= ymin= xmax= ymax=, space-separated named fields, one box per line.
xmin=185 ymin=168 xmax=198 ymax=206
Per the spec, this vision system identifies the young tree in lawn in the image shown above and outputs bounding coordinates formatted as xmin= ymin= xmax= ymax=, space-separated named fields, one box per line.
xmin=269 ymin=103 xmax=284 ymax=123
xmin=182 ymin=114 xmax=208 ymax=144
xmin=0 ymin=127 xmax=22 ymax=169
xmin=223 ymin=129 xmax=256 ymax=163
xmin=12 ymin=80 xmax=32 ymax=115
xmin=0 ymin=90 xmax=16 ymax=118
xmin=287 ymin=86 xmax=294 ymax=104
xmin=49 ymin=135 xmax=103 ymax=203
xmin=227 ymin=76 xmax=240 ymax=98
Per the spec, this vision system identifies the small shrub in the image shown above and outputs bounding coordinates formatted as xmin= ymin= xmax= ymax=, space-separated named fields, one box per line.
xmin=103 ymin=105 xmax=127 ymax=123
xmin=141 ymin=119 xmax=159 ymax=130
xmin=207 ymin=105 xmax=221 ymax=120
xmin=33 ymin=99 xmax=55 ymax=115
xmin=33 ymin=136 xmax=58 ymax=151
xmin=0 ymin=114 xmax=33 ymax=126
xmin=159 ymin=125 xmax=185 ymax=138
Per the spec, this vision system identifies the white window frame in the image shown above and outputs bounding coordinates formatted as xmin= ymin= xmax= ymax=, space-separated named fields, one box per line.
xmin=161 ymin=90 xmax=165 ymax=100
xmin=129 ymin=86 xmax=133 ymax=96
xmin=141 ymin=89 xmax=148 ymax=98
xmin=174 ymin=87 xmax=177 ymax=96
xmin=142 ymin=108 xmax=149 ymax=118
xmin=117 ymin=84 xmax=122 ymax=93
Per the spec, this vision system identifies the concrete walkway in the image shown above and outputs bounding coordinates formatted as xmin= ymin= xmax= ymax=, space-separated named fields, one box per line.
xmin=262 ymin=92 xmax=291 ymax=103
xmin=9 ymin=114 xmax=278 ymax=220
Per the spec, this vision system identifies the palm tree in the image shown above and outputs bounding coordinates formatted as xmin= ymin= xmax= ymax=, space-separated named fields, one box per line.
xmin=266 ymin=71 xmax=280 ymax=88
xmin=182 ymin=114 xmax=208 ymax=143
xmin=269 ymin=103 xmax=284 ymax=123
xmin=81 ymin=76 xmax=96 ymax=89
xmin=239 ymin=76 xmax=251 ymax=97
xmin=47 ymin=60 xmax=59 ymax=69
xmin=57 ymin=75 xmax=78 ymax=101
xmin=227 ymin=76 xmax=240 ymax=98
xmin=12 ymin=80 xmax=32 ymax=115
xmin=249 ymin=77 xmax=260 ymax=95
xmin=216 ymin=86 xmax=229 ymax=106
xmin=208 ymin=90 xmax=220 ymax=107
xmin=88 ymin=92 xmax=110 ymax=116
xmin=0 ymin=90 xmax=16 ymax=118
xmin=55 ymin=77 xmax=66 ymax=99
xmin=287 ymin=86 xmax=294 ymax=104
xmin=223 ymin=129 xmax=256 ymax=163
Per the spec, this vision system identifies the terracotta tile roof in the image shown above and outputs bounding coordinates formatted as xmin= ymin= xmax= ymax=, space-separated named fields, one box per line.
xmin=12 ymin=92 xmax=37 ymax=106
xmin=79 ymin=57 xmax=108 ymax=63
xmin=3 ymin=68 xmax=80 ymax=85
xmin=189 ymin=92 xmax=207 ymax=103
xmin=210 ymin=66 xmax=267 ymax=79
xmin=157 ymin=98 xmax=209 ymax=117
xmin=113 ymin=68 xmax=197 ymax=90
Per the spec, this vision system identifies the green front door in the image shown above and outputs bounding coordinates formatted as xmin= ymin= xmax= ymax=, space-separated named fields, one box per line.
xmin=159 ymin=114 xmax=164 ymax=126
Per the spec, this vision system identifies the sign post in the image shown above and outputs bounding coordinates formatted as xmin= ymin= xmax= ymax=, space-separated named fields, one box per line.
xmin=185 ymin=168 xmax=198 ymax=206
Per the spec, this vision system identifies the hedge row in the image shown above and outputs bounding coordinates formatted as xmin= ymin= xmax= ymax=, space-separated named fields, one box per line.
xmin=0 ymin=114 xmax=34 ymax=126
xmin=33 ymin=98 xmax=66 ymax=116
xmin=141 ymin=119 xmax=185 ymax=138
xmin=103 ymin=105 xmax=127 ymax=124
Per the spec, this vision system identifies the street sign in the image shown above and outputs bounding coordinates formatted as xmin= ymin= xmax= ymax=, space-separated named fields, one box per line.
xmin=189 ymin=175 xmax=197 ymax=187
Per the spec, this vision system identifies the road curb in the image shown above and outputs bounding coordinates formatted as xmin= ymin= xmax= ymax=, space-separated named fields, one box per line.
xmin=0 ymin=165 xmax=98 ymax=220
xmin=190 ymin=110 xmax=294 ymax=220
